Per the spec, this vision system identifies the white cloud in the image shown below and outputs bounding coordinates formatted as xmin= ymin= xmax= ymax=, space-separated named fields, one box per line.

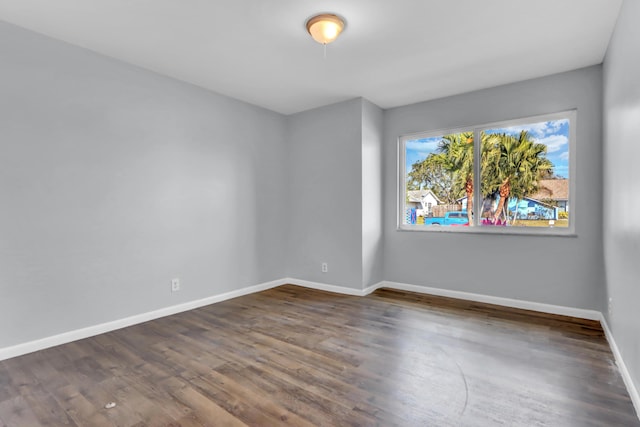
xmin=546 ymin=120 xmax=565 ymax=134
xmin=500 ymin=123 xmax=546 ymax=137
xmin=559 ymin=151 xmax=569 ymax=161
xmin=493 ymin=119 xmax=568 ymax=138
xmin=406 ymin=138 xmax=440 ymax=154
xmin=536 ymin=134 xmax=568 ymax=153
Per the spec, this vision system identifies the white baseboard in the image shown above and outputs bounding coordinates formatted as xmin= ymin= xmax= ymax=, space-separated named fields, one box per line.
xmin=370 ymin=280 xmax=602 ymax=320
xmin=284 ymin=277 xmax=369 ymax=296
xmin=600 ymin=315 xmax=640 ymax=419
xmin=0 ymin=279 xmax=285 ymax=362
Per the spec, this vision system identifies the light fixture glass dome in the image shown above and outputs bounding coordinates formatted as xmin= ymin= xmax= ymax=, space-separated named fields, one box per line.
xmin=306 ymin=14 xmax=345 ymax=45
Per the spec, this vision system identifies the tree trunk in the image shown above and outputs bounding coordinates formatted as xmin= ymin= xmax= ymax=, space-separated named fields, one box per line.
xmin=465 ymin=176 xmax=473 ymax=225
xmin=511 ymin=199 xmax=521 ymax=225
xmin=493 ymin=178 xmax=511 ymax=221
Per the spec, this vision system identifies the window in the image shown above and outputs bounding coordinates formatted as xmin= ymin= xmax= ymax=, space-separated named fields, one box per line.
xmin=399 ymin=111 xmax=575 ymax=234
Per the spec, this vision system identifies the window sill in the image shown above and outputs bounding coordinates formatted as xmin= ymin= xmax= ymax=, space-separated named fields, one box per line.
xmin=397 ymin=225 xmax=576 ymax=237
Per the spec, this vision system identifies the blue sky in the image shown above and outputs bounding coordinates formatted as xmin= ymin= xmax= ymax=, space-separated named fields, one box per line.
xmin=406 ymin=119 xmax=570 ymax=178
xmin=405 ymin=137 xmax=443 ymax=175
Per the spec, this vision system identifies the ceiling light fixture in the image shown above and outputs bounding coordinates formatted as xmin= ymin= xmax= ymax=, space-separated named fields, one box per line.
xmin=306 ymin=13 xmax=345 ymax=46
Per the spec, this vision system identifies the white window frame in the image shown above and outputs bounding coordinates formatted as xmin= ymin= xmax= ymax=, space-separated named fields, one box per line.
xmin=397 ymin=110 xmax=576 ymax=236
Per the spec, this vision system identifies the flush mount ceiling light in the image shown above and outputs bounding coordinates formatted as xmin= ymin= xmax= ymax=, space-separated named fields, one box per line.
xmin=305 ymin=13 xmax=345 ymax=45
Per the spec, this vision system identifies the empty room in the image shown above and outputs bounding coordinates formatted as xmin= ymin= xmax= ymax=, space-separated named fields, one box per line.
xmin=1 ymin=0 xmax=639 ymax=425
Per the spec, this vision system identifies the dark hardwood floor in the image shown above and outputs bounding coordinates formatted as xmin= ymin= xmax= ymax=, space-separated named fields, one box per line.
xmin=0 ymin=285 xmax=638 ymax=426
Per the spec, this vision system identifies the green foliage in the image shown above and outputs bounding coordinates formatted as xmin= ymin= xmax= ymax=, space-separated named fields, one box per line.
xmin=406 ymin=180 xmax=420 ymax=191
xmin=407 ymin=130 xmax=554 ymax=222
xmin=438 ymin=132 xmax=475 ymax=200
xmin=558 ymin=211 xmax=569 ymax=219
xmin=407 ymin=151 xmax=458 ymax=203
xmin=483 ymin=131 xmax=553 ymax=220
xmin=483 ymin=132 xmax=551 ymax=192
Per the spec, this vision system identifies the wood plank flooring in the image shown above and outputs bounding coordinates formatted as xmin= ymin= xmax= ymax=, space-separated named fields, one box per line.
xmin=1 ymin=285 xmax=638 ymax=426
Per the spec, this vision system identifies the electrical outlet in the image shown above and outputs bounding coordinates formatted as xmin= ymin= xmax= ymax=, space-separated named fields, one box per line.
xmin=608 ymin=297 xmax=613 ymax=317
xmin=321 ymin=262 xmax=328 ymax=273
xmin=171 ymin=278 xmax=181 ymax=292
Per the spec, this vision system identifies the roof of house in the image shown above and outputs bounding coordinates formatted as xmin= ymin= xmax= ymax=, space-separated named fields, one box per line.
xmin=529 ymin=179 xmax=569 ymax=201
xmin=407 ymin=189 xmax=442 ymax=204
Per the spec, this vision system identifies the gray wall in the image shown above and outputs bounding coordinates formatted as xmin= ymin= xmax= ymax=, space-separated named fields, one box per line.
xmin=0 ymin=21 xmax=288 ymax=348
xmin=285 ymin=98 xmax=385 ymax=290
xmin=383 ymin=67 xmax=605 ymax=310
xmin=603 ymin=0 xmax=640 ymax=400
xmin=285 ymin=99 xmax=364 ymax=289
xmin=361 ymin=99 xmax=384 ymax=287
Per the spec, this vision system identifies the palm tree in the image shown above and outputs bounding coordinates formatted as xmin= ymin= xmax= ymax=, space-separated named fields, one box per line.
xmin=487 ymin=131 xmax=553 ymax=222
xmin=438 ymin=132 xmax=474 ymax=224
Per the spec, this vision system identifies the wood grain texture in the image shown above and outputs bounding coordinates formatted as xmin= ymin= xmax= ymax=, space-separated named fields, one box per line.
xmin=1 ymin=285 xmax=637 ymax=426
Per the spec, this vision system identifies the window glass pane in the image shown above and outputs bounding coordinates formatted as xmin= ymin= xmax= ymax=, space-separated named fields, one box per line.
xmin=479 ymin=119 xmax=570 ymax=228
xmin=403 ymin=132 xmax=473 ymax=226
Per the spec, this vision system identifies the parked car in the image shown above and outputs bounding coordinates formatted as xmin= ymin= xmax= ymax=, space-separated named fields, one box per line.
xmin=423 ymin=211 xmax=469 ymax=226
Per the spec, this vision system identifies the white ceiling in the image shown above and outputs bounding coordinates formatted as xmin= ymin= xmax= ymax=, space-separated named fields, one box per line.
xmin=0 ymin=0 xmax=623 ymax=115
